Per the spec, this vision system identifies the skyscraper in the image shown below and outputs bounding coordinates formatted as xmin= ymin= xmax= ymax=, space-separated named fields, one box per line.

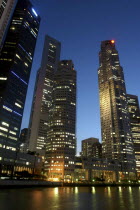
xmin=28 ymin=35 xmax=61 ymax=156
xmin=127 ymin=94 xmax=140 ymax=174
xmin=0 ymin=0 xmax=40 ymax=151
xmin=0 ymin=0 xmax=18 ymax=47
xmin=98 ymin=40 xmax=135 ymax=171
xmin=45 ymin=60 xmax=76 ymax=182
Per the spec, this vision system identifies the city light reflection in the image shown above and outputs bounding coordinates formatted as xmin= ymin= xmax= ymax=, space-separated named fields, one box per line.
xmin=92 ymin=187 xmax=96 ymax=194
xmin=54 ymin=187 xmax=59 ymax=196
xmin=107 ymin=187 xmax=111 ymax=197
xmin=119 ymin=186 xmax=122 ymax=192
xmin=75 ymin=187 xmax=78 ymax=194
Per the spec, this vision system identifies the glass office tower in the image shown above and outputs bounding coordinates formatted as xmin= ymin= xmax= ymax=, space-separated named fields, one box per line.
xmin=45 ymin=60 xmax=77 ymax=182
xmin=98 ymin=40 xmax=135 ymax=171
xmin=28 ymin=35 xmax=61 ymax=156
xmin=0 ymin=0 xmax=40 ymax=151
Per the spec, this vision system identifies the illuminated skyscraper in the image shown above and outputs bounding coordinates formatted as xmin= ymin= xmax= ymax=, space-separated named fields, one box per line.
xmin=0 ymin=0 xmax=18 ymax=47
xmin=98 ymin=40 xmax=135 ymax=171
xmin=127 ymin=94 xmax=140 ymax=174
xmin=28 ymin=35 xmax=61 ymax=156
xmin=0 ymin=0 xmax=40 ymax=151
xmin=45 ymin=60 xmax=76 ymax=182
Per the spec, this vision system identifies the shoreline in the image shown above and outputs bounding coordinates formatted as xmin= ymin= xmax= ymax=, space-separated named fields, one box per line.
xmin=0 ymin=180 xmax=140 ymax=189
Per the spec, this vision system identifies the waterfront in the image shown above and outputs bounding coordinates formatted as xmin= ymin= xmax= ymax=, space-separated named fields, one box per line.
xmin=0 ymin=186 xmax=139 ymax=210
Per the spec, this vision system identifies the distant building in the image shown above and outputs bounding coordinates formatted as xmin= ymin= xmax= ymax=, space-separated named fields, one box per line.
xmin=98 ymin=40 xmax=135 ymax=172
xmin=0 ymin=0 xmax=18 ymax=48
xmin=0 ymin=0 xmax=40 ymax=151
xmin=45 ymin=60 xmax=77 ymax=182
xmin=28 ymin=35 xmax=61 ymax=156
xmin=81 ymin=138 xmax=102 ymax=159
xmin=19 ymin=128 xmax=29 ymax=153
xmin=20 ymin=128 xmax=28 ymax=143
xmin=127 ymin=94 xmax=140 ymax=175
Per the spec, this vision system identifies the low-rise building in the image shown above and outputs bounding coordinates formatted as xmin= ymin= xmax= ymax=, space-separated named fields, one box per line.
xmin=0 ymin=148 xmax=43 ymax=178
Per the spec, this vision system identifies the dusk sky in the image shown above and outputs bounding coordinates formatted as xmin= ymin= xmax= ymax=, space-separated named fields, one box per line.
xmin=21 ymin=0 xmax=140 ymax=154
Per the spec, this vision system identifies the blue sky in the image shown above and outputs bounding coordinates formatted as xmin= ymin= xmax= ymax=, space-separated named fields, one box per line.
xmin=21 ymin=0 xmax=140 ymax=154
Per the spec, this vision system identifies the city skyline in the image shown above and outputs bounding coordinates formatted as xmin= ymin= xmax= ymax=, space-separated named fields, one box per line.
xmin=21 ymin=0 xmax=140 ymax=154
xmin=0 ymin=0 xmax=140 ymax=198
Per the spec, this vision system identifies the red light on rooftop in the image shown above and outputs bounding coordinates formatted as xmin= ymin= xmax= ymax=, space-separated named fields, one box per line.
xmin=111 ymin=40 xmax=115 ymax=44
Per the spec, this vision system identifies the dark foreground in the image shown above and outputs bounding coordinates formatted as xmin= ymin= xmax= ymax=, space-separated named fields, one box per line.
xmin=0 ymin=186 xmax=140 ymax=210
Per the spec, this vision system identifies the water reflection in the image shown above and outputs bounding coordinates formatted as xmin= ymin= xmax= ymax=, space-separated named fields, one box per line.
xmin=92 ymin=187 xmax=96 ymax=194
xmin=119 ymin=186 xmax=122 ymax=192
xmin=107 ymin=187 xmax=111 ymax=197
xmin=128 ymin=187 xmax=135 ymax=209
xmin=54 ymin=187 xmax=59 ymax=196
xmin=74 ymin=187 xmax=78 ymax=194
xmin=0 ymin=187 xmax=139 ymax=210
xmin=118 ymin=186 xmax=125 ymax=208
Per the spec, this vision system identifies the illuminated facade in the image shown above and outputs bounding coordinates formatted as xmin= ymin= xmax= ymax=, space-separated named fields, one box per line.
xmin=0 ymin=0 xmax=17 ymax=47
xmin=127 ymin=94 xmax=140 ymax=174
xmin=0 ymin=0 xmax=40 ymax=151
xmin=81 ymin=138 xmax=102 ymax=158
xmin=45 ymin=60 xmax=76 ymax=182
xmin=98 ymin=40 xmax=135 ymax=171
xmin=28 ymin=35 xmax=61 ymax=156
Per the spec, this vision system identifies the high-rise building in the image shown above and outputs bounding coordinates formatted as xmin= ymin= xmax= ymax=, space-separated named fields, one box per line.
xmin=28 ymin=35 xmax=61 ymax=156
xmin=0 ymin=0 xmax=18 ymax=48
xmin=0 ymin=0 xmax=40 ymax=151
xmin=45 ymin=60 xmax=76 ymax=182
xmin=127 ymin=94 xmax=140 ymax=174
xmin=98 ymin=40 xmax=135 ymax=171
xmin=81 ymin=138 xmax=102 ymax=159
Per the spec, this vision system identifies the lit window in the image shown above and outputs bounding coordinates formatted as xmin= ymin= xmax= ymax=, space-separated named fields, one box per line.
xmin=9 ymin=131 xmax=16 ymax=135
xmin=3 ymin=105 xmax=12 ymax=112
xmin=9 ymin=136 xmax=17 ymax=141
xmin=15 ymin=103 xmax=22 ymax=108
xmin=2 ymin=122 xmax=9 ymax=127
xmin=0 ymin=127 xmax=8 ymax=132
xmin=0 ymin=132 xmax=7 ymax=137
xmin=0 ymin=77 xmax=7 ymax=80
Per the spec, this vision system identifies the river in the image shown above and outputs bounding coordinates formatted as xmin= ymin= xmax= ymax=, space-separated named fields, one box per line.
xmin=0 ymin=186 xmax=140 ymax=210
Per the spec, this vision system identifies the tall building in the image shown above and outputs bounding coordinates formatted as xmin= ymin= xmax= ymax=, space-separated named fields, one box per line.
xmin=98 ymin=40 xmax=135 ymax=171
xmin=0 ymin=0 xmax=18 ymax=48
xmin=45 ymin=60 xmax=77 ymax=182
xmin=81 ymin=138 xmax=102 ymax=159
xmin=127 ymin=94 xmax=140 ymax=174
xmin=28 ymin=35 xmax=61 ymax=156
xmin=0 ymin=0 xmax=40 ymax=151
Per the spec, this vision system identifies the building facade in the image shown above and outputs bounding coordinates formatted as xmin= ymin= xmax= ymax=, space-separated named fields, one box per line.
xmin=45 ymin=60 xmax=77 ymax=182
xmin=0 ymin=147 xmax=42 ymax=177
xmin=127 ymin=94 xmax=140 ymax=175
xmin=0 ymin=0 xmax=40 ymax=151
xmin=81 ymin=138 xmax=102 ymax=158
xmin=98 ymin=40 xmax=135 ymax=171
xmin=0 ymin=0 xmax=18 ymax=48
xmin=28 ymin=35 xmax=61 ymax=156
